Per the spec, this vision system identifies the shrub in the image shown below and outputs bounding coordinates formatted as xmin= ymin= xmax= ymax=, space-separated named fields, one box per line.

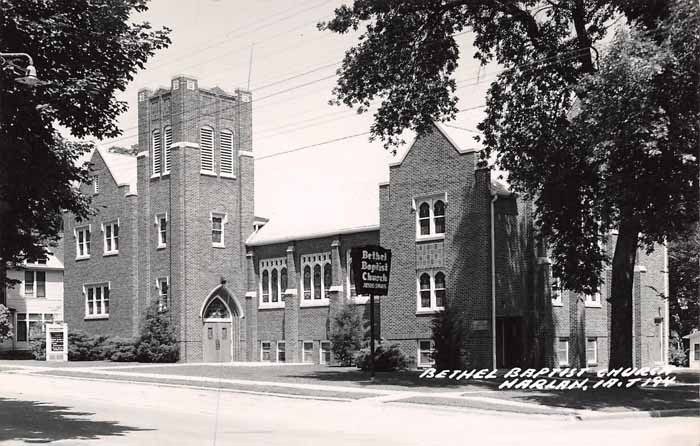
xmin=431 ymin=302 xmax=469 ymax=370
xmin=101 ymin=337 xmax=137 ymax=362
xmin=330 ymin=304 xmax=363 ymax=366
xmin=0 ymin=304 xmax=12 ymax=342
xmin=135 ymin=303 xmax=178 ymax=363
xmin=68 ymin=331 xmax=108 ymax=361
xmin=669 ymin=332 xmax=688 ymax=367
xmin=29 ymin=327 xmax=46 ymax=360
xmin=355 ymin=342 xmax=408 ymax=371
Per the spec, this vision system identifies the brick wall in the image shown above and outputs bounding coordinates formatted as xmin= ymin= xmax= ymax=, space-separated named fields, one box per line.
xmin=63 ymin=150 xmax=138 ymax=337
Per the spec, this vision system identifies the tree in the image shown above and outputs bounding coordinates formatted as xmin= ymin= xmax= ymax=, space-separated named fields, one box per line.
xmin=667 ymin=222 xmax=700 ymax=365
xmin=330 ymin=303 xmax=364 ymax=366
xmin=431 ymin=302 xmax=469 ymax=369
xmin=320 ymin=0 xmax=699 ymax=367
xmin=0 ymin=304 xmax=12 ymax=342
xmin=136 ymin=302 xmax=178 ymax=363
xmin=0 ymin=0 xmax=171 ymax=293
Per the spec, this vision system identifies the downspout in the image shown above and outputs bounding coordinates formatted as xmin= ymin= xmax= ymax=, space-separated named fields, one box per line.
xmin=490 ymin=193 xmax=498 ymax=370
xmin=663 ymin=240 xmax=669 ymax=365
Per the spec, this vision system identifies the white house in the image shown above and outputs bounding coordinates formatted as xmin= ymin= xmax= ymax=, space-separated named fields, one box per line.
xmin=0 ymin=242 xmax=64 ymax=352
xmin=683 ymin=331 xmax=700 ymax=369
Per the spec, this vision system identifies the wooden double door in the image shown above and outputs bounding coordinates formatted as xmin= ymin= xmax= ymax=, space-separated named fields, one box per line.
xmin=202 ymin=321 xmax=232 ymax=363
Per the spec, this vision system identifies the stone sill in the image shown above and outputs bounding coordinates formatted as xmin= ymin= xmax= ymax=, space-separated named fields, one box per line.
xmin=84 ymin=315 xmax=109 ymax=320
xmin=300 ymin=300 xmax=330 ymax=308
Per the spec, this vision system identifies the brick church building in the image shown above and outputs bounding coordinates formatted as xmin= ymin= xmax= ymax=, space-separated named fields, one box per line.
xmin=63 ymin=76 xmax=669 ymax=368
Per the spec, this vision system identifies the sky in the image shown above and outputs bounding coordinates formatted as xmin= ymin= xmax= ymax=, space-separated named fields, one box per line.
xmin=100 ymin=0 xmax=498 ymax=226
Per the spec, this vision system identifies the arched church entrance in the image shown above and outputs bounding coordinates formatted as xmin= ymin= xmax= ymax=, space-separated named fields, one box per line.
xmin=201 ymin=286 xmax=242 ymax=362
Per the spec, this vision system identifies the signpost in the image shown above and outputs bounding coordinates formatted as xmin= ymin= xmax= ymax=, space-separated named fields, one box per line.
xmin=45 ymin=323 xmax=68 ymax=362
xmin=350 ymin=245 xmax=392 ymax=379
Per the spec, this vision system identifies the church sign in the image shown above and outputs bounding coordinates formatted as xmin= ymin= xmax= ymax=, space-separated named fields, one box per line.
xmin=350 ymin=245 xmax=392 ymax=296
xmin=46 ymin=323 xmax=68 ymax=362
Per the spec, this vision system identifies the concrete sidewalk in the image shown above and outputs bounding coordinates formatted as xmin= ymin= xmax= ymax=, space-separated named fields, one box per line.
xmin=4 ymin=364 xmax=698 ymax=419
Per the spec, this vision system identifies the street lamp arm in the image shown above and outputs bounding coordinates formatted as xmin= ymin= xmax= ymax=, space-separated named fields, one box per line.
xmin=0 ymin=53 xmax=35 ymax=66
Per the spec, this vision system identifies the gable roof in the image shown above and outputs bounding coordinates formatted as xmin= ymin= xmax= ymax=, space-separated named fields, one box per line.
xmin=95 ymin=146 xmax=138 ymax=195
xmin=389 ymin=121 xmax=481 ymax=167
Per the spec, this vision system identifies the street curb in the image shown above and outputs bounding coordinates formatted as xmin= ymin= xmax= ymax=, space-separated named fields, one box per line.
xmin=573 ymin=407 xmax=700 ymax=420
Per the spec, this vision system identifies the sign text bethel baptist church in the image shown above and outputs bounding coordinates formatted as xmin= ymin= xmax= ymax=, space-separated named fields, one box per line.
xmin=350 ymin=246 xmax=392 ymax=296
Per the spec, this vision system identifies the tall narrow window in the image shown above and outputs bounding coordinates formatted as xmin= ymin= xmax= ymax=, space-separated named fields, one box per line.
xmin=210 ymin=213 xmax=225 ymax=247
xmin=76 ymin=226 xmax=90 ymax=259
xmin=104 ymin=221 xmax=119 ymax=255
xmin=277 ymin=341 xmax=286 ymax=362
xmin=280 ymin=268 xmax=287 ymax=302
xmin=324 ymin=263 xmax=332 ymax=294
xmin=417 ymin=340 xmax=435 ymax=367
xmin=152 ymin=129 xmax=162 ymax=175
xmin=261 ymin=342 xmax=272 ymax=361
xmin=557 ymin=338 xmax=569 ymax=366
xmin=24 ymin=271 xmax=34 ymax=296
xmin=313 ymin=265 xmax=322 ymax=300
xmin=220 ymin=129 xmax=234 ymax=176
xmin=93 ymin=175 xmax=100 ymax=194
xmin=36 ymin=272 xmax=46 ymax=298
xmin=200 ymin=126 xmax=214 ymax=173
xmin=433 ymin=200 xmax=445 ymax=234
xmin=164 ymin=126 xmax=172 ymax=173
xmin=16 ymin=313 xmax=27 ymax=342
xmin=303 ymin=341 xmax=314 ymax=363
xmin=303 ymin=266 xmax=311 ymax=300
xmin=586 ymin=338 xmax=598 ymax=365
xmin=157 ymin=214 xmax=167 ymax=248
xmin=418 ymin=203 xmax=431 ymax=236
xmin=271 ymin=269 xmax=279 ymax=303
xmin=158 ymin=278 xmax=169 ymax=312
xmin=262 ymin=270 xmax=270 ymax=303
xmin=434 ymin=272 xmax=446 ymax=308
xmin=419 ymin=273 xmax=431 ymax=308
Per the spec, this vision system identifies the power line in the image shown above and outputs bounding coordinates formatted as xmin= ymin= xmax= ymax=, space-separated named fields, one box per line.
xmin=99 ymin=45 xmax=601 ymax=147
xmin=143 ymin=0 xmax=336 ymax=74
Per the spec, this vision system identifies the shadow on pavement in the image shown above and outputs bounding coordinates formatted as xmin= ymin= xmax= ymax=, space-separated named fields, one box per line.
xmin=515 ymin=386 xmax=700 ymax=413
xmin=0 ymin=397 xmax=150 ymax=443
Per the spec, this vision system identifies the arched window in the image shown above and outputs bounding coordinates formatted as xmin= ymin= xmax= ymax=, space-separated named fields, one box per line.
xmin=152 ymin=129 xmax=162 ymax=175
xmin=434 ymin=272 xmax=446 ymax=308
xmin=419 ymin=273 xmax=431 ymax=308
xmin=418 ymin=202 xmax=431 ymax=236
xmin=261 ymin=270 xmax=269 ymax=303
xmin=271 ymin=269 xmax=279 ymax=303
xmin=434 ymin=200 xmax=445 ymax=234
xmin=313 ymin=265 xmax=322 ymax=299
xmin=303 ymin=266 xmax=311 ymax=300
xmin=200 ymin=126 xmax=214 ymax=172
xmin=280 ymin=268 xmax=288 ymax=302
xmin=204 ymin=298 xmax=230 ymax=319
xmin=220 ymin=129 xmax=234 ymax=176
xmin=324 ymin=263 xmax=332 ymax=292
xmin=164 ymin=126 xmax=172 ymax=173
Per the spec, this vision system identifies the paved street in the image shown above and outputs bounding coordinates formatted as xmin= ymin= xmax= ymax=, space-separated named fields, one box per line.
xmin=0 ymin=372 xmax=698 ymax=445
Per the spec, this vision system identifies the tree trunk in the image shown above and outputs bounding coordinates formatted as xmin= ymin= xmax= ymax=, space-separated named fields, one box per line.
xmin=609 ymin=216 xmax=640 ymax=368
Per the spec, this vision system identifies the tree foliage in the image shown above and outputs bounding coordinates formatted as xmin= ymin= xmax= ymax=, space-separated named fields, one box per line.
xmin=667 ymin=222 xmax=700 ymax=365
xmin=321 ymin=0 xmax=699 ymax=367
xmin=0 ymin=0 xmax=170 ymax=284
xmin=0 ymin=304 xmax=12 ymax=341
xmin=330 ymin=303 xmax=364 ymax=365
xmin=431 ymin=302 xmax=469 ymax=370
xmin=136 ymin=302 xmax=179 ymax=363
